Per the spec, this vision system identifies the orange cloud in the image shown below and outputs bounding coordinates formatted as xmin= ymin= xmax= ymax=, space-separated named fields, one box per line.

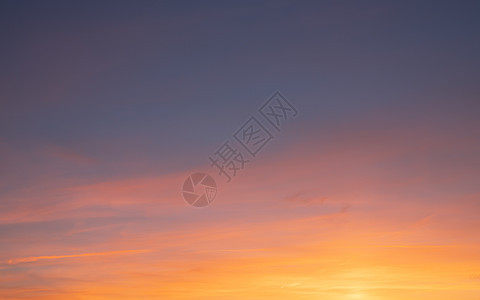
xmin=1 ymin=116 xmax=479 ymax=299
xmin=6 ymin=249 xmax=152 ymax=265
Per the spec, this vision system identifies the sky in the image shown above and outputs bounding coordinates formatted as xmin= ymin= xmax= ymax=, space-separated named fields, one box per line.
xmin=0 ymin=0 xmax=480 ymax=299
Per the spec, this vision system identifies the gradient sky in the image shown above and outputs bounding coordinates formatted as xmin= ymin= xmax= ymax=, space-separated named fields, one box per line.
xmin=1 ymin=1 xmax=480 ymax=299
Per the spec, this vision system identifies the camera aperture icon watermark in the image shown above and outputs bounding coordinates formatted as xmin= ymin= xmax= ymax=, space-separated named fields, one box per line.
xmin=181 ymin=172 xmax=217 ymax=208
xmin=181 ymin=91 xmax=298 ymax=208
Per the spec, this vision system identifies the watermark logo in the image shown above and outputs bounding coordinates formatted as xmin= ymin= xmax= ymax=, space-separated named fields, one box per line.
xmin=181 ymin=172 xmax=217 ymax=208
xmin=182 ymin=91 xmax=298 ymax=208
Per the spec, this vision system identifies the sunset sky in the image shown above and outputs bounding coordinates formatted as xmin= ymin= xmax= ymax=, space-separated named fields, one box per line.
xmin=1 ymin=1 xmax=480 ymax=299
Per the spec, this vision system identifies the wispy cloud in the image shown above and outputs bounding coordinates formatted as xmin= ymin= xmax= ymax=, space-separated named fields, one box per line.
xmin=6 ymin=249 xmax=152 ymax=265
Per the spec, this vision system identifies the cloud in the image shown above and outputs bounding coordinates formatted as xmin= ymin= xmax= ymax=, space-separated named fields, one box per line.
xmin=285 ymin=191 xmax=328 ymax=205
xmin=41 ymin=144 xmax=96 ymax=165
xmin=5 ymin=249 xmax=152 ymax=265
